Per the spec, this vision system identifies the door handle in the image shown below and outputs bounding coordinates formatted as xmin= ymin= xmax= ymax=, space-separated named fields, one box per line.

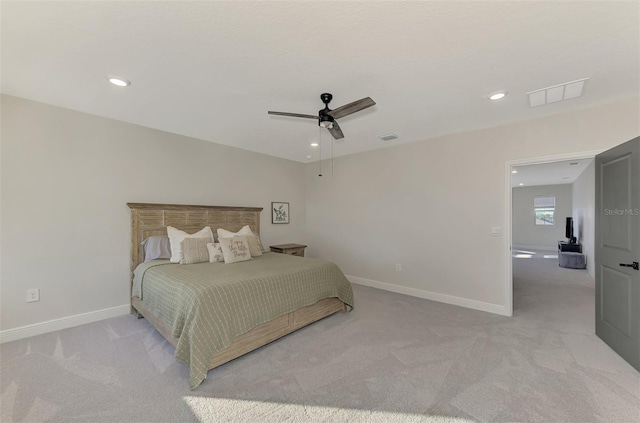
xmin=619 ymin=262 xmax=639 ymax=270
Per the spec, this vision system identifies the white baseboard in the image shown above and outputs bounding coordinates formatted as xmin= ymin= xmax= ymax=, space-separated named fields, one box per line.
xmin=347 ymin=275 xmax=509 ymax=316
xmin=0 ymin=304 xmax=131 ymax=344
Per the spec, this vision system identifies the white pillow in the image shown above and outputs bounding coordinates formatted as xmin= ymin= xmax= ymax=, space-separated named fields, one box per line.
xmin=218 ymin=236 xmax=252 ymax=264
xmin=217 ymin=225 xmax=253 ymax=239
xmin=217 ymin=225 xmax=263 ymax=256
xmin=207 ymin=243 xmax=224 ymax=263
xmin=167 ymin=226 xmax=214 ymax=263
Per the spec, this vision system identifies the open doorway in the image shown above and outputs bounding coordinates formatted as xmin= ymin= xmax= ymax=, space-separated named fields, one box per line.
xmin=504 ymin=150 xmax=602 ymax=316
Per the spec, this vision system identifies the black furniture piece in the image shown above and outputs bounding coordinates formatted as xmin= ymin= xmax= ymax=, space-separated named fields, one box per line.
xmin=558 ymin=241 xmax=582 ymax=253
xmin=565 ymin=217 xmax=576 ymax=244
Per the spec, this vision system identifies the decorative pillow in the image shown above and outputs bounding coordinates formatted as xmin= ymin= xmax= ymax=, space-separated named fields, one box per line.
xmin=167 ymin=226 xmax=214 ymax=263
xmin=180 ymin=237 xmax=210 ymax=264
xmin=245 ymin=233 xmax=262 ymax=257
xmin=217 ymin=225 xmax=263 ymax=256
xmin=218 ymin=236 xmax=252 ymax=264
xmin=254 ymin=233 xmax=265 ymax=252
xmin=141 ymin=235 xmax=172 ymax=262
xmin=206 ymin=243 xmax=224 ymax=263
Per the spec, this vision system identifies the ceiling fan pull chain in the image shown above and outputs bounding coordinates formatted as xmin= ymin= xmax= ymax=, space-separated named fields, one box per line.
xmin=318 ymin=126 xmax=323 ymax=177
xmin=331 ymin=137 xmax=334 ymax=177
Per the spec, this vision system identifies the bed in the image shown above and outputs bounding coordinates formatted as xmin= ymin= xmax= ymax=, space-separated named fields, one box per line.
xmin=127 ymin=202 xmax=354 ymax=389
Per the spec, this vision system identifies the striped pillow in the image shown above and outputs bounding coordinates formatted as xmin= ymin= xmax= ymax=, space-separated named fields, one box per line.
xmin=180 ymin=237 xmax=210 ymax=264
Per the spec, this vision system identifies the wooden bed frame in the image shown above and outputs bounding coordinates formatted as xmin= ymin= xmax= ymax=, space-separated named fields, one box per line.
xmin=127 ymin=202 xmax=347 ymax=372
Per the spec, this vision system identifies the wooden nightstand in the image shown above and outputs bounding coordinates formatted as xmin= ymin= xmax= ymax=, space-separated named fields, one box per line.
xmin=270 ymin=243 xmax=307 ymax=257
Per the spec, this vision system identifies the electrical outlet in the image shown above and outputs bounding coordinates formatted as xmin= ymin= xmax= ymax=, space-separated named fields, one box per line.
xmin=26 ymin=288 xmax=40 ymax=303
xmin=395 ymin=263 xmax=402 ymax=272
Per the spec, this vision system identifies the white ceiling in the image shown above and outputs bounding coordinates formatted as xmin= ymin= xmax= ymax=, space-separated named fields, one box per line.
xmin=2 ymin=2 xmax=639 ymax=163
xmin=511 ymin=158 xmax=593 ymax=188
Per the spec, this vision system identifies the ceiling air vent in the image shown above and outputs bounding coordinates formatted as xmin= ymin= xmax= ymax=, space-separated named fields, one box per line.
xmin=527 ymin=78 xmax=588 ymax=108
xmin=378 ymin=133 xmax=398 ymax=141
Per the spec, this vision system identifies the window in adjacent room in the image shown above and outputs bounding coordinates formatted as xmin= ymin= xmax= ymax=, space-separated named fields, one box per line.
xmin=534 ymin=196 xmax=555 ymax=225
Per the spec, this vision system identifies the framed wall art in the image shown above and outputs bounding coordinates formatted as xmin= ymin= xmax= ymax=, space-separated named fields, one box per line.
xmin=272 ymin=202 xmax=290 ymax=224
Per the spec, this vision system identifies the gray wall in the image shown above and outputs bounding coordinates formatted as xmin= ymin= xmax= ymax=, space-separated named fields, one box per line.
xmin=305 ymin=96 xmax=639 ymax=313
xmin=512 ymin=184 xmax=573 ymax=250
xmin=1 ymin=94 xmax=638 ymax=333
xmin=572 ymin=160 xmax=596 ymax=277
xmin=0 ymin=95 xmax=307 ymax=331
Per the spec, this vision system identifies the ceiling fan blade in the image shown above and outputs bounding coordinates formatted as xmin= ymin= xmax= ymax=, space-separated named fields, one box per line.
xmin=268 ymin=111 xmax=318 ymax=119
xmin=328 ymin=97 xmax=376 ymax=120
xmin=327 ymin=121 xmax=345 ymax=140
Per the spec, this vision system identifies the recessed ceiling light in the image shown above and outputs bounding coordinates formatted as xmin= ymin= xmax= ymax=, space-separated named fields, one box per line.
xmin=489 ymin=91 xmax=508 ymax=101
xmin=562 ymin=177 xmax=570 ymax=180
xmin=569 ymin=162 xmax=579 ymax=166
xmin=310 ymin=142 xmax=319 ymax=147
xmin=106 ymin=75 xmax=131 ymax=87
xmin=512 ymin=170 xmax=518 ymax=174
xmin=306 ymin=155 xmax=312 ymax=159
xmin=519 ymin=183 xmax=524 ymax=186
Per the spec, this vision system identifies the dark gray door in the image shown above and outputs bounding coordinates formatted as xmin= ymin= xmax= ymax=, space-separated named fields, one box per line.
xmin=595 ymin=136 xmax=639 ymax=371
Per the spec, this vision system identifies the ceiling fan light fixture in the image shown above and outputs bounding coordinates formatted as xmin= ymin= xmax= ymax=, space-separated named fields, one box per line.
xmin=319 ymin=116 xmax=334 ymax=129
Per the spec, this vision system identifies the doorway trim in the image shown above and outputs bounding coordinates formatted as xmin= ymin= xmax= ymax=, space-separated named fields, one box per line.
xmin=504 ymin=149 xmax=603 ymax=316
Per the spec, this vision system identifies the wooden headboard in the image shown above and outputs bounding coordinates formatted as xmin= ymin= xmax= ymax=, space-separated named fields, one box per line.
xmin=127 ymin=202 xmax=263 ymax=282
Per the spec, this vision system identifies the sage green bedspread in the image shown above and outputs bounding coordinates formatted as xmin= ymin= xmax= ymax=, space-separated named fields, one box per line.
xmin=132 ymin=252 xmax=354 ymax=389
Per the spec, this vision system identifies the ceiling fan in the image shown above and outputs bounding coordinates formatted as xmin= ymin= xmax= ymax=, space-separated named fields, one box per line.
xmin=268 ymin=93 xmax=376 ymax=140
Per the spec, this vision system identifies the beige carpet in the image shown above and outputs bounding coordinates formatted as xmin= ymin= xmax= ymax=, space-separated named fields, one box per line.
xmin=1 ymin=252 xmax=639 ymax=422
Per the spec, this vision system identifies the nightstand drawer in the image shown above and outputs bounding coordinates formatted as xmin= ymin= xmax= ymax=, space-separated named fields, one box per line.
xmin=270 ymin=244 xmax=307 ymax=257
xmin=284 ymin=247 xmax=305 ymax=257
